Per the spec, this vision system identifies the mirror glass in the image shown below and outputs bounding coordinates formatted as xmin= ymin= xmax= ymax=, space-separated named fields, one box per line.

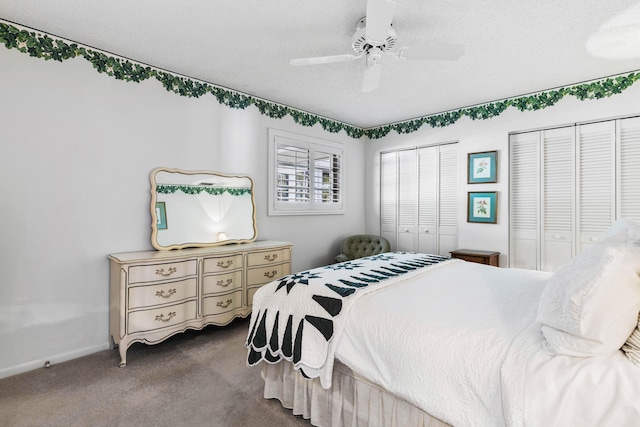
xmin=150 ymin=168 xmax=257 ymax=250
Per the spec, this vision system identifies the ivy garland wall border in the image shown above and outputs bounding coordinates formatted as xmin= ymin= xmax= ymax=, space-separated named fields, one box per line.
xmin=0 ymin=20 xmax=364 ymax=139
xmin=2 ymin=20 xmax=640 ymax=141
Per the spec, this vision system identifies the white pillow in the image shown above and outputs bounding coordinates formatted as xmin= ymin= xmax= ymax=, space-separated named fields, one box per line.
xmin=600 ymin=218 xmax=640 ymax=246
xmin=537 ymin=243 xmax=640 ymax=357
xmin=622 ymin=313 xmax=640 ymax=366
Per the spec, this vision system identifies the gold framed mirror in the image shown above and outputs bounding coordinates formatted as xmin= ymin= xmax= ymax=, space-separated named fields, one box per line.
xmin=150 ymin=167 xmax=257 ymax=250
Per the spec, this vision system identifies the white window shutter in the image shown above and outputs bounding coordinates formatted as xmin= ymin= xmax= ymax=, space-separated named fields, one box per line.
xmin=275 ymin=142 xmax=310 ymax=205
xmin=268 ymin=129 xmax=344 ymax=215
xmin=313 ymin=147 xmax=342 ymax=206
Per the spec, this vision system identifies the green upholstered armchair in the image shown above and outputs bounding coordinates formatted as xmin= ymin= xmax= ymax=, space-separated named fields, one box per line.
xmin=335 ymin=234 xmax=391 ymax=263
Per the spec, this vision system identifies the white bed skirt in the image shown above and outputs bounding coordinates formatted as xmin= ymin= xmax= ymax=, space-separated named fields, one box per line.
xmin=261 ymin=360 xmax=452 ymax=427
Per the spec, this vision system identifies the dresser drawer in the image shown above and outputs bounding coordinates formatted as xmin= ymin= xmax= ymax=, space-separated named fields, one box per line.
xmin=202 ymin=270 xmax=243 ymax=295
xmin=247 ymin=248 xmax=290 ymax=267
xmin=203 ymin=254 xmax=243 ymax=273
xmin=247 ymin=263 xmax=290 ymax=286
xmin=202 ymin=290 xmax=242 ymax=316
xmin=127 ymin=300 xmax=197 ymax=334
xmin=128 ymin=278 xmax=197 ymax=310
xmin=128 ymin=260 xmax=197 ymax=284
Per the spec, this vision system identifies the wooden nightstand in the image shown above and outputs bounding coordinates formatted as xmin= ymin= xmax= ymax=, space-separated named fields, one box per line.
xmin=450 ymin=249 xmax=500 ymax=267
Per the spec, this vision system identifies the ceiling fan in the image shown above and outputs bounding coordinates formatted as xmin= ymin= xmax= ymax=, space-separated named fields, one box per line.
xmin=289 ymin=0 xmax=465 ymax=93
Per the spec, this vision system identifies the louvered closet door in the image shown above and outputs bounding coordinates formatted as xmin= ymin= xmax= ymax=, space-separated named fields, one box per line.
xmin=509 ymin=132 xmax=541 ymax=270
xmin=618 ymin=116 xmax=640 ymax=224
xmin=437 ymin=144 xmax=458 ymax=255
xmin=541 ymin=127 xmax=575 ymax=272
xmin=577 ymin=121 xmax=616 ymax=252
xmin=397 ymin=149 xmax=418 ymax=251
xmin=417 ymin=146 xmax=437 ymax=253
xmin=380 ymin=151 xmax=398 ymax=250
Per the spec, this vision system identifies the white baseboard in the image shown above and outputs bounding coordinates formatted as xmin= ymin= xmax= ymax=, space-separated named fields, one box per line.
xmin=0 ymin=342 xmax=111 ymax=380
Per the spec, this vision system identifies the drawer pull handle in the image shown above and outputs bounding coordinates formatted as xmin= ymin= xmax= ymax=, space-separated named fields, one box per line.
xmin=155 ymin=289 xmax=177 ymax=298
xmin=155 ymin=312 xmax=176 ymax=322
xmin=217 ymin=260 xmax=233 ymax=269
xmin=264 ymin=270 xmax=278 ymax=279
xmin=264 ymin=254 xmax=278 ymax=262
xmin=217 ymin=278 xmax=233 ymax=287
xmin=216 ymin=299 xmax=233 ymax=309
xmin=156 ymin=267 xmax=177 ymax=277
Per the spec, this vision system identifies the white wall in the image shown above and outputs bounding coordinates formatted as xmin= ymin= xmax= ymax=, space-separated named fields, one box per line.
xmin=364 ymin=82 xmax=640 ymax=267
xmin=3 ymin=40 xmax=640 ymax=379
xmin=0 ymin=47 xmax=366 ymax=378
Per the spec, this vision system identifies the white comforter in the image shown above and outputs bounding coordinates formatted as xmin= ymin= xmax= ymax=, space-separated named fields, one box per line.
xmin=335 ymin=259 xmax=640 ymax=426
xmin=518 ymin=324 xmax=640 ymax=426
xmin=247 ymin=253 xmax=452 ymax=387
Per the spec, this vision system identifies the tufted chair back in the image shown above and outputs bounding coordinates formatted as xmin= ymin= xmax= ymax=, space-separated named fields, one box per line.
xmin=334 ymin=235 xmax=391 ymax=263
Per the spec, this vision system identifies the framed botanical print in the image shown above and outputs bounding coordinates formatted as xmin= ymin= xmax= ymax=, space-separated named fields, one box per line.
xmin=468 ymin=151 xmax=497 ymax=184
xmin=468 ymin=192 xmax=497 ymax=223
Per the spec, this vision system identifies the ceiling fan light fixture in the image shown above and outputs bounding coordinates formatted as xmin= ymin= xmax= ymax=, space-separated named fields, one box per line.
xmin=352 ymin=17 xmax=397 ymax=53
xmin=287 ymin=0 xmax=465 ymax=93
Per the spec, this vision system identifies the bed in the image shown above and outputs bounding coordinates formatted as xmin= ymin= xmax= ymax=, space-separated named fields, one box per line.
xmin=246 ymin=221 xmax=640 ymax=427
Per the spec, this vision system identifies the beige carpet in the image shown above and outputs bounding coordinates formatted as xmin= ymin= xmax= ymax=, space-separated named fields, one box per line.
xmin=0 ymin=317 xmax=311 ymax=427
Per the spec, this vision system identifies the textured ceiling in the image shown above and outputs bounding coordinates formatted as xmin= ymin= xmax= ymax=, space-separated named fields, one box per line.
xmin=2 ymin=0 xmax=640 ymax=128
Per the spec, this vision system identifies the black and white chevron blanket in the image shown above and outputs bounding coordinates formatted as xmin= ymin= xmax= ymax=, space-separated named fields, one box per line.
xmin=246 ymin=252 xmax=451 ymax=388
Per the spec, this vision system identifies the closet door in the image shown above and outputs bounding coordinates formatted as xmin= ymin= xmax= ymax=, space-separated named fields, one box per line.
xmin=617 ymin=116 xmax=640 ymax=224
xmin=417 ymin=146 xmax=437 ymax=253
xmin=509 ymin=131 xmax=541 ymax=270
xmin=541 ymin=127 xmax=575 ymax=272
xmin=397 ymin=149 xmax=418 ymax=252
xmin=437 ymin=144 xmax=459 ymax=256
xmin=380 ymin=144 xmax=458 ymax=255
xmin=510 ymin=116 xmax=639 ymax=272
xmin=576 ymin=121 xmax=616 ymax=252
xmin=380 ymin=151 xmax=398 ymax=250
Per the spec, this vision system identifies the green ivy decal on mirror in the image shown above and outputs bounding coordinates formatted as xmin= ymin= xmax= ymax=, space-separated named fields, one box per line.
xmin=1 ymin=20 xmax=639 ymax=140
xmin=156 ymin=184 xmax=252 ymax=196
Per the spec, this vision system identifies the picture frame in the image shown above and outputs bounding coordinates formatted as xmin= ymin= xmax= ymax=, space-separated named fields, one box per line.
xmin=155 ymin=201 xmax=168 ymax=230
xmin=467 ymin=151 xmax=497 ymax=184
xmin=468 ymin=192 xmax=497 ymax=223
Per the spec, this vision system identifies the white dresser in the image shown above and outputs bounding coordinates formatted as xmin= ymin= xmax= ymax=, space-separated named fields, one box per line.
xmin=109 ymin=240 xmax=292 ymax=366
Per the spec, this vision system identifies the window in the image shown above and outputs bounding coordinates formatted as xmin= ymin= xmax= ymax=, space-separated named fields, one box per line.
xmin=268 ymin=129 xmax=344 ymax=215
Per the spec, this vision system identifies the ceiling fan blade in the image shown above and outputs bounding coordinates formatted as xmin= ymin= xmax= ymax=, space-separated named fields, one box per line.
xmin=398 ymin=43 xmax=465 ymax=61
xmin=365 ymin=0 xmax=398 ymax=44
xmin=362 ymin=65 xmax=382 ymax=92
xmin=289 ymin=54 xmax=359 ymax=66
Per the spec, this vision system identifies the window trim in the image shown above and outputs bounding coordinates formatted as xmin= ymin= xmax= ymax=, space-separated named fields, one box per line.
xmin=268 ymin=128 xmax=344 ymax=216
